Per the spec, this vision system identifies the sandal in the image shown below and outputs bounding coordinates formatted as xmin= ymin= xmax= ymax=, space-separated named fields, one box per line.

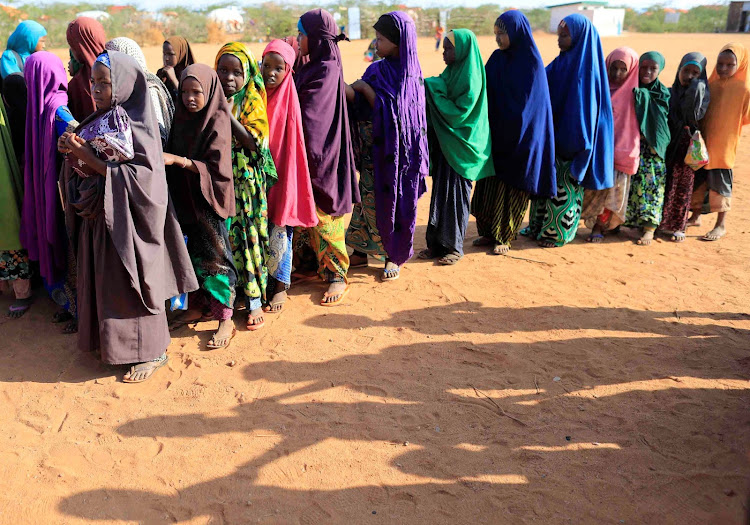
xmin=382 ymin=264 xmax=400 ymax=281
xmin=320 ymin=285 xmax=350 ymax=307
xmin=437 ymin=252 xmax=462 ymax=265
xmin=247 ymin=311 xmax=265 ymax=331
xmin=671 ymin=231 xmax=686 ymax=243
xmin=472 ymin=236 xmax=493 ymax=247
xmin=417 ymin=248 xmax=437 ymax=260
xmin=123 ymin=355 xmax=169 ymax=383
xmin=205 ymin=327 xmax=237 ymax=350
xmin=168 ymin=311 xmax=210 ymax=332
xmin=7 ymin=299 xmax=32 ymax=319
xmin=263 ymin=291 xmax=287 ymax=313
xmin=586 ymin=233 xmax=604 ymax=243
xmin=492 ymin=244 xmax=510 ymax=255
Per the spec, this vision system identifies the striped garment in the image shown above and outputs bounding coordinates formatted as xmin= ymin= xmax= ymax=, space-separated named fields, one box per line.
xmin=471 ymin=177 xmax=530 ymax=247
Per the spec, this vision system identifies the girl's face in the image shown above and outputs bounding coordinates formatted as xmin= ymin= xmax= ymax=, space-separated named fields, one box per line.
xmin=181 ymin=77 xmax=205 ymax=113
xmin=608 ymin=60 xmax=628 ymax=86
xmin=557 ymin=23 xmax=572 ymax=51
xmin=162 ymin=42 xmax=177 ymax=68
xmin=494 ymin=25 xmax=510 ymax=51
xmin=442 ymin=38 xmax=456 ymax=65
xmin=639 ymin=59 xmax=660 ymax=85
xmin=34 ymin=35 xmax=46 ymax=52
xmin=217 ymin=54 xmax=244 ymax=97
xmin=262 ymin=52 xmax=287 ymax=90
xmin=716 ymin=50 xmax=738 ymax=79
xmin=298 ymin=33 xmax=309 ymax=56
xmin=91 ymin=62 xmax=113 ymax=111
xmin=678 ymin=63 xmax=701 ymax=86
xmin=374 ymin=30 xmax=398 ymax=59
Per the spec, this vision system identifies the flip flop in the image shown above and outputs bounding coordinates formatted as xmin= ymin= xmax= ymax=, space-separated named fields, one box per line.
xmin=492 ymin=244 xmax=510 ymax=255
xmin=205 ymin=327 xmax=237 ymax=350
xmin=586 ymin=233 xmax=604 ymax=243
xmin=320 ymin=285 xmax=350 ymax=307
xmin=263 ymin=293 xmax=287 ymax=313
xmin=417 ymin=249 xmax=436 ymax=260
xmin=437 ymin=253 xmax=462 ymax=265
xmin=247 ymin=313 xmax=265 ymax=331
xmin=671 ymin=232 xmax=686 ymax=243
xmin=122 ymin=356 xmax=169 ymax=383
xmin=472 ymin=237 xmax=493 ymax=247
xmin=382 ymin=266 xmax=400 ymax=281
xmin=168 ymin=312 xmax=211 ymax=332
xmin=7 ymin=302 xmax=32 ymax=319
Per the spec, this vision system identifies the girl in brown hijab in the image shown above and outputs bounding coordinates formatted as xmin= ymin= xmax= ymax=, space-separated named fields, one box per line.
xmin=65 ymin=17 xmax=106 ymax=121
xmin=59 ymin=51 xmax=197 ymax=383
xmin=158 ymin=36 xmax=195 ymax=102
xmin=164 ymin=64 xmax=238 ymax=351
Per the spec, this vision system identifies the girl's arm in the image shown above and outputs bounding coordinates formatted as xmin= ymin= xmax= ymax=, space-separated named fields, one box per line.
xmin=163 ymin=152 xmax=199 ymax=173
xmin=345 ymin=84 xmax=355 ymax=103
xmin=351 ymin=80 xmax=376 ymax=108
xmin=230 ymin=114 xmax=257 ymax=153
xmin=66 ymin=135 xmax=107 ymax=176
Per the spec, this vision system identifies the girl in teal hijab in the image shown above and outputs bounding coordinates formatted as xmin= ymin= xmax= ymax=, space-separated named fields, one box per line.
xmin=419 ymin=29 xmax=493 ymax=265
xmin=1 ymin=20 xmax=47 ymax=79
xmin=625 ymin=50 xmax=671 ymax=245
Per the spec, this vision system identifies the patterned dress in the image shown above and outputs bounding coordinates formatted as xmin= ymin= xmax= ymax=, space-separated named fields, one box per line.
xmin=626 ymin=140 xmax=667 ymax=228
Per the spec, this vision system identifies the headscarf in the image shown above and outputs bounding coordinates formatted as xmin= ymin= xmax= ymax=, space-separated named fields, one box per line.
xmin=214 ymin=41 xmax=277 ymax=186
xmin=373 ymin=14 xmax=400 ymax=45
xmin=0 ymin=98 xmax=23 ymax=251
xmin=63 ymin=50 xmax=197 ymax=313
xmin=634 ymin=51 xmax=671 ymax=160
xmin=66 ymin=17 xmax=106 ymax=121
xmin=359 ymin=11 xmax=429 ymax=266
xmin=18 ymin=51 xmax=68 ymax=283
xmin=295 ymin=9 xmax=359 ymax=216
xmin=546 ymin=14 xmax=614 ymax=190
xmin=485 ymin=10 xmax=556 ymax=197
xmin=424 ymin=28 xmax=493 ymax=182
xmin=283 ymin=36 xmax=309 ymax=72
xmin=606 ymin=47 xmax=641 ymax=175
xmin=1 ymin=20 xmax=46 ymax=79
xmin=161 ymin=36 xmax=195 ymax=80
xmin=262 ymin=39 xmax=317 ymax=228
xmin=106 ymin=37 xmax=174 ymax=146
xmin=701 ymin=43 xmax=750 ymax=170
xmin=666 ymin=52 xmax=709 ymax=167
xmin=166 ymin=64 xmax=235 ymax=222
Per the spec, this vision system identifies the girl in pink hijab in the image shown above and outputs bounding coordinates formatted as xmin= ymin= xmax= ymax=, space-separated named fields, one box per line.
xmin=261 ymin=39 xmax=317 ymax=312
xmin=582 ymin=46 xmax=640 ymax=242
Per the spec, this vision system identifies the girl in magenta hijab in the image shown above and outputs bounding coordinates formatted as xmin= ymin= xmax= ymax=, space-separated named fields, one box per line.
xmin=296 ymin=9 xmax=359 ymax=306
xmin=345 ymin=11 xmax=428 ymax=282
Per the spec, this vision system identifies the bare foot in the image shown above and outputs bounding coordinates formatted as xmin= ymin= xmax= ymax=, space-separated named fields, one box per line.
xmin=206 ymin=319 xmax=236 ymax=350
xmin=702 ymin=224 xmax=726 ymax=241
xmin=637 ymin=229 xmax=655 ymax=246
xmin=247 ymin=308 xmax=265 ymax=330
xmin=492 ymin=243 xmax=509 ymax=255
xmin=321 ymin=281 xmax=349 ymax=306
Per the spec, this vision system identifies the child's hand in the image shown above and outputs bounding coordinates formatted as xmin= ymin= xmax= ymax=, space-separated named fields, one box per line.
xmin=163 ymin=152 xmax=175 ymax=166
xmin=65 ymin=134 xmax=90 ymax=155
xmin=58 ymin=132 xmax=72 ymax=154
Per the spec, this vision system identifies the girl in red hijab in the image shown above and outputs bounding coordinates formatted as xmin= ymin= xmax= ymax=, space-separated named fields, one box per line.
xmin=65 ymin=17 xmax=106 ymax=121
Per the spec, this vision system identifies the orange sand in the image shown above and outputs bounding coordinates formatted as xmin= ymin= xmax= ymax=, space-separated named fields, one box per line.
xmin=1 ymin=33 xmax=750 ymax=524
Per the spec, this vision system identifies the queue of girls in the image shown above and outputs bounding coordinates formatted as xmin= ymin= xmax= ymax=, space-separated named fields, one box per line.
xmin=0 ymin=10 xmax=748 ymax=383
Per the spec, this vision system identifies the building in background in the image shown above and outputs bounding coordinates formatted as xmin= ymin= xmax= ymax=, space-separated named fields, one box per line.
xmin=207 ymin=7 xmax=243 ymax=34
xmin=727 ymin=2 xmax=750 ymax=32
xmin=548 ymin=1 xmax=625 ymax=36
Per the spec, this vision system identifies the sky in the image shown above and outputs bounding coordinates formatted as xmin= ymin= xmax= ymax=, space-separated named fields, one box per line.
xmin=45 ymin=0 xmax=725 ymax=10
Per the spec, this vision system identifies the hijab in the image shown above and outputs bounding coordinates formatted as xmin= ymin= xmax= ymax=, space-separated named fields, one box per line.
xmin=262 ymin=39 xmax=317 ymax=228
xmin=63 ymin=50 xmax=197 ymax=313
xmin=606 ymin=47 xmax=641 ymax=175
xmin=360 ymin=11 xmax=429 ymax=266
xmin=666 ymin=52 xmax=709 ymax=166
xmin=634 ymin=51 xmax=671 ymax=160
xmin=295 ymin=9 xmax=359 ymax=216
xmin=283 ymin=35 xmax=309 ymax=72
xmin=485 ymin=10 xmax=556 ymax=197
xmin=166 ymin=64 xmax=235 ymax=222
xmin=425 ymin=28 xmax=493 ymax=182
xmin=106 ymin=37 xmax=175 ymax=147
xmin=66 ymin=17 xmax=106 ymax=121
xmin=1 ymin=20 xmax=46 ymax=79
xmin=701 ymin=43 xmax=750 ymax=170
xmin=19 ymin=51 xmax=68 ymax=284
xmin=161 ymin=36 xmax=195 ymax=80
xmin=546 ymin=14 xmax=614 ymax=191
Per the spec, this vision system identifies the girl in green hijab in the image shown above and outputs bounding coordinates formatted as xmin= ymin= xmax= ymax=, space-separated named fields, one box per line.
xmin=419 ymin=29 xmax=493 ymax=265
xmin=625 ymin=51 xmax=671 ymax=245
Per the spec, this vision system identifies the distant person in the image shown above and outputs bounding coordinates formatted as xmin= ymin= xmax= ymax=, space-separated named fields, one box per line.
xmin=659 ymin=52 xmax=709 ymax=242
xmin=363 ymin=38 xmax=379 ymax=62
xmin=65 ymin=17 xmax=106 ymax=121
xmin=687 ymin=43 xmax=750 ymax=241
xmin=521 ymin=14 xmax=613 ymax=248
xmin=420 ymin=29 xmax=493 ymax=265
xmin=624 ymin=51 xmax=671 ymax=246
xmin=435 ymin=24 xmax=444 ymax=51
xmin=157 ymin=36 xmax=195 ymax=102
xmin=582 ymin=47 xmax=640 ymax=243
xmin=345 ymin=12 xmax=429 ymax=281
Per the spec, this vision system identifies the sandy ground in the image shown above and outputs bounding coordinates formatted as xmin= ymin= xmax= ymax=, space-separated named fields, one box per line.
xmin=2 ymin=33 xmax=750 ymax=524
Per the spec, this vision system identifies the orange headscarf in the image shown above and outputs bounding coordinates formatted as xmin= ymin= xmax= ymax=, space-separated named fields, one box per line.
xmin=702 ymin=43 xmax=750 ymax=170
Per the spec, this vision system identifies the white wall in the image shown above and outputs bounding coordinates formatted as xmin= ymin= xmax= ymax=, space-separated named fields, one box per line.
xmin=549 ymin=5 xmax=585 ymax=32
xmin=549 ymin=5 xmax=624 ymax=37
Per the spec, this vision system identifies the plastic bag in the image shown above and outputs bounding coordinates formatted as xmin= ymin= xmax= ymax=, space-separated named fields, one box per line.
xmin=684 ymin=129 xmax=709 ymax=171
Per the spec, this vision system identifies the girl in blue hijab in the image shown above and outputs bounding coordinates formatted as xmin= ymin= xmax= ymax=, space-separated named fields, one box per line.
xmin=472 ymin=10 xmax=556 ymax=256
xmin=521 ymin=14 xmax=614 ymax=248
xmin=1 ymin=21 xmax=47 ymax=79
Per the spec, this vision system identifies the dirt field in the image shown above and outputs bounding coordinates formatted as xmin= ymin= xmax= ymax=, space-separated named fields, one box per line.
xmin=2 ymin=33 xmax=750 ymax=524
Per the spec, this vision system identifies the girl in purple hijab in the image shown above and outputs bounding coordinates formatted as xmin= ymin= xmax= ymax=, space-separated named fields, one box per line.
xmin=296 ymin=9 xmax=359 ymax=306
xmin=345 ymin=11 xmax=429 ymax=282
